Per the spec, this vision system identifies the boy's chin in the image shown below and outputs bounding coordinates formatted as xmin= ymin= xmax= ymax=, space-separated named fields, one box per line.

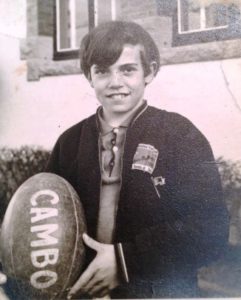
xmin=109 ymin=108 xmax=129 ymax=114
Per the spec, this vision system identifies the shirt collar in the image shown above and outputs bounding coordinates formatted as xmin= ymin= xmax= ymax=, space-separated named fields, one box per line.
xmin=97 ymin=100 xmax=148 ymax=135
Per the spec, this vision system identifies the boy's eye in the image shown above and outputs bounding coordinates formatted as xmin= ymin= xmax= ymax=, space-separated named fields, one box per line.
xmin=122 ymin=66 xmax=136 ymax=74
xmin=95 ymin=67 xmax=108 ymax=75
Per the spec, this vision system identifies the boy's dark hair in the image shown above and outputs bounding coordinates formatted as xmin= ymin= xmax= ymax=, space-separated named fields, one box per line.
xmin=80 ymin=21 xmax=160 ymax=78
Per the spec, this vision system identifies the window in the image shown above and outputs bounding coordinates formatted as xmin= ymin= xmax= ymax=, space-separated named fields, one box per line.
xmin=54 ymin=0 xmax=120 ymax=60
xmin=173 ymin=0 xmax=241 ymax=46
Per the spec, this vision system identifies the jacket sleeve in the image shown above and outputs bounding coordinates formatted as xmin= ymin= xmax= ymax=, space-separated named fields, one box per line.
xmin=45 ymin=123 xmax=82 ymax=183
xmin=120 ymin=117 xmax=229 ymax=279
xmin=45 ymin=139 xmax=61 ymax=175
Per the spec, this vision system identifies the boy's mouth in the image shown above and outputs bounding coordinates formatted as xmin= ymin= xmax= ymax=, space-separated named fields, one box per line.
xmin=107 ymin=93 xmax=129 ymax=100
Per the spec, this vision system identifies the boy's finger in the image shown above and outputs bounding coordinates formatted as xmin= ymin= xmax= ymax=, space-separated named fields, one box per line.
xmin=68 ymin=263 xmax=95 ymax=297
xmin=0 ymin=273 xmax=7 ymax=284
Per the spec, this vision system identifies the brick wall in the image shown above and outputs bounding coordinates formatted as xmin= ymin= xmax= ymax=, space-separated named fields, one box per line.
xmin=121 ymin=0 xmax=158 ymax=20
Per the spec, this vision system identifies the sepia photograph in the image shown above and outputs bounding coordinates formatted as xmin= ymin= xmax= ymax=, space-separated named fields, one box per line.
xmin=0 ymin=0 xmax=241 ymax=299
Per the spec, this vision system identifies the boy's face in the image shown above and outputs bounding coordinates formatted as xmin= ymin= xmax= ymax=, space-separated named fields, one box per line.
xmin=89 ymin=44 xmax=154 ymax=118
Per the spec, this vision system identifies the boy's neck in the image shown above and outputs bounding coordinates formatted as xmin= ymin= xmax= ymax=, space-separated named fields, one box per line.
xmin=102 ymin=100 xmax=146 ymax=127
xmin=103 ymin=112 xmax=130 ymax=127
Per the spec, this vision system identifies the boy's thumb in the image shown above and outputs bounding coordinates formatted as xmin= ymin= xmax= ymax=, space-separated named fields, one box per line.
xmin=82 ymin=233 xmax=101 ymax=251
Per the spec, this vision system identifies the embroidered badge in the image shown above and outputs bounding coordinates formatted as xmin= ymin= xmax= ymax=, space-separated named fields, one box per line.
xmin=132 ymin=143 xmax=159 ymax=174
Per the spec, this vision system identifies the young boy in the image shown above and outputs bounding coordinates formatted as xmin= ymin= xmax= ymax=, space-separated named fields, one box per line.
xmin=46 ymin=21 xmax=229 ymax=299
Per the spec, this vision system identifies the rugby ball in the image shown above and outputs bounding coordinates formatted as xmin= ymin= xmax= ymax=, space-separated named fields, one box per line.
xmin=0 ymin=173 xmax=86 ymax=299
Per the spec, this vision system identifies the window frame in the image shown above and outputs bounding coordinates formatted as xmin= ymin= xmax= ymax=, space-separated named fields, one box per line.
xmin=54 ymin=0 xmax=118 ymax=60
xmin=172 ymin=0 xmax=241 ymax=47
xmin=54 ymin=0 xmax=94 ymax=60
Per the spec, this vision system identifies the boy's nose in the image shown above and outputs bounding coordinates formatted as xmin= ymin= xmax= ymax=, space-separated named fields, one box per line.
xmin=108 ymin=71 xmax=123 ymax=88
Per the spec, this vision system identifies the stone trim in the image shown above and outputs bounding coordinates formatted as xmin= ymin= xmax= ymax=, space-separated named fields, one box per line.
xmin=20 ymin=36 xmax=80 ymax=81
xmin=21 ymin=1 xmax=241 ymax=81
xmin=159 ymin=39 xmax=241 ymax=65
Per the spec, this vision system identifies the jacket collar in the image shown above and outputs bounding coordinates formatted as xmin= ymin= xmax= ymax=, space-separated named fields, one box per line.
xmin=96 ymin=100 xmax=148 ymax=134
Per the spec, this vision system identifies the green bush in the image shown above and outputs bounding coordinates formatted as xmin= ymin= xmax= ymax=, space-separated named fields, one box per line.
xmin=217 ymin=157 xmax=241 ymax=190
xmin=216 ymin=157 xmax=241 ymax=212
xmin=0 ymin=146 xmax=50 ymax=222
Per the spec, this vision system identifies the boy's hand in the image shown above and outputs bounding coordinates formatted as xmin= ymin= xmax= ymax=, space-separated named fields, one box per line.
xmin=0 ymin=272 xmax=9 ymax=300
xmin=68 ymin=233 xmax=120 ymax=298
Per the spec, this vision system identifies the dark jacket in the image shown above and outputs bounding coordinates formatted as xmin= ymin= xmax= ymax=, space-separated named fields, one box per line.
xmin=46 ymin=106 xmax=229 ymax=298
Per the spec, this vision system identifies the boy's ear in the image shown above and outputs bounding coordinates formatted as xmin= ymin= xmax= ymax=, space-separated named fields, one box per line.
xmin=144 ymin=62 xmax=158 ymax=85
